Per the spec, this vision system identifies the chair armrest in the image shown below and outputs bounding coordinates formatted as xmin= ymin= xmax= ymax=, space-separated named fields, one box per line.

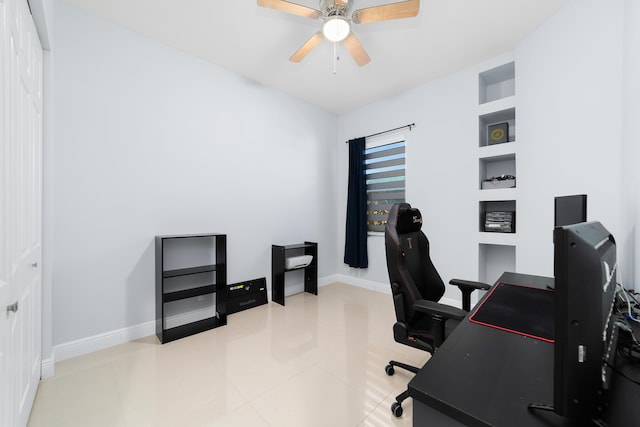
xmin=413 ymin=300 xmax=467 ymax=321
xmin=413 ymin=300 xmax=467 ymax=350
xmin=448 ymin=279 xmax=491 ymax=312
xmin=449 ymin=278 xmax=491 ymax=292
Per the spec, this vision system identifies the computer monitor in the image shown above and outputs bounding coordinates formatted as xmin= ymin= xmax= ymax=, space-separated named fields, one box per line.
xmin=554 ymin=194 xmax=587 ymax=227
xmin=553 ymin=221 xmax=618 ymax=419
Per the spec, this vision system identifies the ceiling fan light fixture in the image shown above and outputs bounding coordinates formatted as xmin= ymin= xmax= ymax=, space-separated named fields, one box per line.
xmin=322 ymin=17 xmax=350 ymax=42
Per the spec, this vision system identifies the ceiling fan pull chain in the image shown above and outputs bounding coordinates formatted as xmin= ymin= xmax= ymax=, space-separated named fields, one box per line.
xmin=333 ymin=41 xmax=339 ymax=75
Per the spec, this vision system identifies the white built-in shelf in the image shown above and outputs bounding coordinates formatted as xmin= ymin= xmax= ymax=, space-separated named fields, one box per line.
xmin=479 ymin=62 xmax=515 ymax=104
xmin=479 ymin=200 xmax=516 ymax=233
xmin=479 ymin=154 xmax=516 ymax=190
xmin=478 ymin=188 xmax=517 ymax=201
xmin=478 ymin=231 xmax=517 ymax=246
xmin=476 ymin=59 xmax=517 ymax=284
xmin=479 ymin=107 xmax=516 ymax=147
xmin=478 ymin=242 xmax=516 ymax=285
xmin=478 ymin=141 xmax=516 ymax=159
xmin=478 ymin=95 xmax=516 ymax=116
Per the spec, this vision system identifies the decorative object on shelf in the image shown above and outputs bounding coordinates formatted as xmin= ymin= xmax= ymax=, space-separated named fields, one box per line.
xmin=285 ymin=255 xmax=313 ymax=270
xmin=484 ymin=211 xmax=515 ymax=233
xmin=481 ymin=174 xmax=516 ymax=190
xmin=256 ymin=0 xmax=420 ymax=67
xmin=488 ymin=122 xmax=509 ymax=145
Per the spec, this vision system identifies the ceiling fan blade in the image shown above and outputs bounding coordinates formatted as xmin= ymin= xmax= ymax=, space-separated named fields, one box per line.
xmin=352 ymin=0 xmax=420 ymax=24
xmin=257 ymin=0 xmax=321 ymax=19
xmin=342 ymin=33 xmax=371 ymax=66
xmin=290 ymin=32 xmax=324 ymax=62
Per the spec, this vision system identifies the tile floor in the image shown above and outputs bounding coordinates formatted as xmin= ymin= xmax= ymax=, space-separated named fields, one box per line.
xmin=28 ymin=282 xmax=430 ymax=426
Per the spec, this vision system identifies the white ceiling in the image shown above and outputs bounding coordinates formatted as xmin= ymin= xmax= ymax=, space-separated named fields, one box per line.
xmin=64 ymin=0 xmax=568 ymax=114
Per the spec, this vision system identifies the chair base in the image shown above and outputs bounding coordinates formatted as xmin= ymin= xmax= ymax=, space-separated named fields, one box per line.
xmin=386 ymin=360 xmax=420 ymax=417
xmin=387 ymin=360 xmax=420 ymax=374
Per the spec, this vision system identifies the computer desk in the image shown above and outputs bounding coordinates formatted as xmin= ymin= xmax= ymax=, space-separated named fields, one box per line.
xmin=408 ymin=272 xmax=640 ymax=427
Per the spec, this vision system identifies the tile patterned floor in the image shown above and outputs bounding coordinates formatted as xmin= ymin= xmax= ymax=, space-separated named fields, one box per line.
xmin=28 ymin=282 xmax=429 ymax=426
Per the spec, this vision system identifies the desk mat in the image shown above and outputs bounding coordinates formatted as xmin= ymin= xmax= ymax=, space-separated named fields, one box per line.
xmin=469 ymin=282 xmax=555 ymax=342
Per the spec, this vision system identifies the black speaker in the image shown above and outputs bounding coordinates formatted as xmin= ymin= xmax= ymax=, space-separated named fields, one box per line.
xmin=227 ymin=277 xmax=267 ymax=314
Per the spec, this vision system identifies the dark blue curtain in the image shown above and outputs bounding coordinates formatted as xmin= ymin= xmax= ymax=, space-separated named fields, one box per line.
xmin=344 ymin=137 xmax=368 ymax=268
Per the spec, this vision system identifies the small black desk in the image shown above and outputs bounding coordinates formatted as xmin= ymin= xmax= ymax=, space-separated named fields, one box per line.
xmin=408 ymin=272 xmax=640 ymax=427
xmin=271 ymin=242 xmax=317 ymax=306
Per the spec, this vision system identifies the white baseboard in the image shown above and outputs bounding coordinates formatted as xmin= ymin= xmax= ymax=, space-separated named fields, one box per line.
xmin=47 ymin=279 xmax=337 ymax=371
xmin=43 ymin=274 xmax=460 ymax=376
xmin=335 ymin=274 xmax=392 ymax=294
xmin=319 ymin=274 xmax=338 ymax=287
xmin=52 ymin=320 xmax=155 ymax=364
xmin=334 ymin=274 xmax=461 ymax=308
xmin=41 ymin=357 xmax=55 ymax=379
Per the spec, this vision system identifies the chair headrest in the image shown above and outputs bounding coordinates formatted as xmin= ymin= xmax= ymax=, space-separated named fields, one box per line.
xmin=396 ymin=206 xmax=423 ymax=234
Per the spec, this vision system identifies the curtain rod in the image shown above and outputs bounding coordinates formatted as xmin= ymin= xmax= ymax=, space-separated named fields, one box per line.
xmin=345 ymin=123 xmax=415 ymax=143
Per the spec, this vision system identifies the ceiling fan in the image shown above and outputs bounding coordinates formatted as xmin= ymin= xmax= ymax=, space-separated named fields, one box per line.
xmin=257 ymin=0 xmax=420 ymax=66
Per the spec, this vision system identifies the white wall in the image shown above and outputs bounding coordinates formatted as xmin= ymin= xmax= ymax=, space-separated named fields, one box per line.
xmin=622 ymin=0 xmax=640 ymax=291
xmin=50 ymin=1 xmax=338 ymax=347
xmin=337 ymin=0 xmax=631 ymax=297
xmin=336 ymin=65 xmax=480 ymax=302
xmin=515 ymin=0 xmax=624 ymax=277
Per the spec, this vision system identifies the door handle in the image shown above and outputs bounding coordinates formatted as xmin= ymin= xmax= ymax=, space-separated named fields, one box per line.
xmin=32 ymin=262 xmax=38 ymax=269
xmin=6 ymin=302 xmax=18 ymax=314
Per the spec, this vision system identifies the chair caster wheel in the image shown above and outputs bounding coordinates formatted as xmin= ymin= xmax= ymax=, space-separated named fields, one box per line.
xmin=385 ymin=364 xmax=395 ymax=376
xmin=391 ymin=402 xmax=403 ymax=417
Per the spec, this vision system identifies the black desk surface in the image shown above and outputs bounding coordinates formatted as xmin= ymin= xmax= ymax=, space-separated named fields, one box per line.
xmin=408 ymin=272 xmax=640 ymax=427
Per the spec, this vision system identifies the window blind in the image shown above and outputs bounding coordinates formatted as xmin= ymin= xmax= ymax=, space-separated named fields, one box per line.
xmin=365 ymin=140 xmax=406 ymax=232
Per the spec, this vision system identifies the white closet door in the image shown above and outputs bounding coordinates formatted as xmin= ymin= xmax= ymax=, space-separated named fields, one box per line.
xmin=1 ymin=0 xmax=7 ymax=420
xmin=1 ymin=0 xmax=43 ymax=425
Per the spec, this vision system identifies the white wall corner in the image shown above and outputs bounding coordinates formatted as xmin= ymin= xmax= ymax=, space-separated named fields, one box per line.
xmin=41 ymin=357 xmax=55 ymax=379
xmin=319 ymin=274 xmax=340 ymax=288
xmin=334 ymin=273 xmax=463 ymax=308
xmin=335 ymin=273 xmax=391 ymax=294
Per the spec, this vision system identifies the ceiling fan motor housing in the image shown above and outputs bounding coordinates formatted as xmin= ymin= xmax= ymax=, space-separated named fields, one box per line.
xmin=321 ymin=0 xmax=352 ymax=19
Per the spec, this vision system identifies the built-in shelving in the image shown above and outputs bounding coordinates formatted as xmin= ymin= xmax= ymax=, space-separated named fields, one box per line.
xmin=478 ymin=243 xmax=516 ymax=284
xmin=477 ymin=60 xmax=517 ymax=284
xmin=479 ymin=154 xmax=516 ymax=190
xmin=479 ymin=107 xmax=516 ymax=147
xmin=479 ymin=61 xmax=515 ymax=104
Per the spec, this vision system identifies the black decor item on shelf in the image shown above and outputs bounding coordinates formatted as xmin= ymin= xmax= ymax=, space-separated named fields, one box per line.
xmin=481 ymin=174 xmax=516 ymax=189
xmin=484 ymin=211 xmax=515 ymax=233
xmin=488 ymin=122 xmax=509 ymax=145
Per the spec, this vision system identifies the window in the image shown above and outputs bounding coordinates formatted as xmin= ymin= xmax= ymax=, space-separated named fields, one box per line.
xmin=365 ymin=139 xmax=406 ymax=232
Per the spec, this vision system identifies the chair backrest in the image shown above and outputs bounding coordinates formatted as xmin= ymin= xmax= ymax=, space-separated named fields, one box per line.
xmin=385 ymin=203 xmax=445 ymax=323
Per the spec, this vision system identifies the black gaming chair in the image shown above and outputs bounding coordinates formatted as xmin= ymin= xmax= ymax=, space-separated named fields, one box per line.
xmin=384 ymin=202 xmax=490 ymax=417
